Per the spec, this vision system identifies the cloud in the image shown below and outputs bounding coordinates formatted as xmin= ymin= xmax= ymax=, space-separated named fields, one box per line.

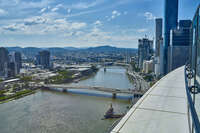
xmin=40 ymin=8 xmax=46 ymax=13
xmin=20 ymin=0 xmax=54 ymax=9
xmin=107 ymin=10 xmax=121 ymax=21
xmin=112 ymin=10 xmax=121 ymax=16
xmin=74 ymin=27 xmax=139 ymax=48
xmin=94 ymin=20 xmax=102 ymax=26
xmin=2 ymin=12 xmax=87 ymax=35
xmin=51 ymin=4 xmax=63 ymax=12
xmin=144 ymin=12 xmax=155 ymax=20
xmin=137 ymin=28 xmax=148 ymax=33
xmin=67 ymin=8 xmax=71 ymax=14
xmin=0 ymin=9 xmax=7 ymax=16
xmin=24 ymin=16 xmax=48 ymax=26
xmin=71 ymin=0 xmax=104 ymax=9
xmin=51 ymin=7 xmax=58 ymax=12
xmin=3 ymin=24 xmax=25 ymax=31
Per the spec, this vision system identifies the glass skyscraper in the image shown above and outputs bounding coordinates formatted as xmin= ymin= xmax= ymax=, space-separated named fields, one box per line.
xmin=163 ymin=0 xmax=179 ymax=75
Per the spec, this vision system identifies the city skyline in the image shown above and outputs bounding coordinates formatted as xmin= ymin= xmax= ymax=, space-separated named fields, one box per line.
xmin=0 ymin=0 xmax=199 ymax=48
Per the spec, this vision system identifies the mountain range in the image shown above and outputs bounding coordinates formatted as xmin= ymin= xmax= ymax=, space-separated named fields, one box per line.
xmin=5 ymin=45 xmax=137 ymax=58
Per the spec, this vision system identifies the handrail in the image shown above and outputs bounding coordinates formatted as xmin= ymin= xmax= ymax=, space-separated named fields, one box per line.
xmin=185 ymin=65 xmax=200 ymax=133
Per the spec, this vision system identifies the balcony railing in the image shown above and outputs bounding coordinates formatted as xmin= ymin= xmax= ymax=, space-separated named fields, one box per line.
xmin=185 ymin=64 xmax=200 ymax=133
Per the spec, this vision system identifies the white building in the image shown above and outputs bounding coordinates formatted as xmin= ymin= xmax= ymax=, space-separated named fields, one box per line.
xmin=143 ymin=60 xmax=154 ymax=74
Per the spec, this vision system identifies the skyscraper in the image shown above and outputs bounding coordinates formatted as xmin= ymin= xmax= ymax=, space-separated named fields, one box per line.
xmin=0 ymin=47 xmax=9 ymax=77
xmin=155 ymin=18 xmax=163 ymax=57
xmin=155 ymin=18 xmax=163 ymax=77
xmin=163 ymin=0 xmax=179 ymax=75
xmin=14 ymin=52 xmax=22 ymax=74
xmin=138 ymin=38 xmax=153 ymax=70
xmin=6 ymin=52 xmax=22 ymax=77
xmin=38 ymin=50 xmax=50 ymax=69
xmin=168 ymin=20 xmax=192 ymax=71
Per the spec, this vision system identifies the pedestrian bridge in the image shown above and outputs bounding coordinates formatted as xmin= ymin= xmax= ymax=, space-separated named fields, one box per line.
xmin=110 ymin=66 xmax=193 ymax=133
xmin=42 ymin=84 xmax=146 ymax=98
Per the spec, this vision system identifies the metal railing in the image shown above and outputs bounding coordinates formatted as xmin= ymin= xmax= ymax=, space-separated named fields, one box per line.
xmin=185 ymin=64 xmax=200 ymax=133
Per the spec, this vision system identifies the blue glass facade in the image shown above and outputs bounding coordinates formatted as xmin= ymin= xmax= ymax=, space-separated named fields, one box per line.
xmin=163 ymin=0 xmax=179 ymax=75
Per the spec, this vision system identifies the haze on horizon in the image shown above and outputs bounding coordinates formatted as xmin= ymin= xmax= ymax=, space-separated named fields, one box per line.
xmin=0 ymin=0 xmax=198 ymax=48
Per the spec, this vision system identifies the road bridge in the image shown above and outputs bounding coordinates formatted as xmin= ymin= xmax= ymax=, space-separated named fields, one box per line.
xmin=40 ymin=84 xmax=145 ymax=98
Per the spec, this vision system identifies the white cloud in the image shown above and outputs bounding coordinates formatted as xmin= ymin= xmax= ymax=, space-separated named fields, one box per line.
xmin=0 ymin=9 xmax=7 ymax=16
xmin=71 ymin=0 xmax=104 ymax=9
xmin=144 ymin=12 xmax=155 ymax=20
xmin=51 ymin=4 xmax=63 ymax=12
xmin=40 ymin=8 xmax=46 ymax=13
xmin=3 ymin=23 xmax=25 ymax=32
xmin=24 ymin=16 xmax=48 ymax=26
xmin=74 ymin=27 xmax=139 ymax=48
xmin=67 ymin=8 xmax=71 ymax=14
xmin=137 ymin=28 xmax=148 ymax=33
xmin=20 ymin=0 xmax=54 ymax=9
xmin=107 ymin=10 xmax=121 ymax=21
xmin=51 ymin=7 xmax=59 ymax=12
xmin=2 ymin=13 xmax=87 ymax=35
xmin=94 ymin=20 xmax=102 ymax=26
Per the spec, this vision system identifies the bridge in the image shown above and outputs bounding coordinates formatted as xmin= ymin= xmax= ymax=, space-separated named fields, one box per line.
xmin=40 ymin=84 xmax=146 ymax=98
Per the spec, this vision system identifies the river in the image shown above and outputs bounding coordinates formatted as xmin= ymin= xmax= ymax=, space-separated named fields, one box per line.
xmin=0 ymin=66 xmax=134 ymax=133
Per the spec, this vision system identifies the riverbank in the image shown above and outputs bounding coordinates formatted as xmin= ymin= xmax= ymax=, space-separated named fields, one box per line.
xmin=48 ymin=66 xmax=99 ymax=84
xmin=0 ymin=67 xmax=99 ymax=104
xmin=0 ymin=89 xmax=36 ymax=104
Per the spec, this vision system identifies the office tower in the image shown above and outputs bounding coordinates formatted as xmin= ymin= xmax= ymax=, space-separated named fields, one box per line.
xmin=168 ymin=20 xmax=192 ymax=71
xmin=155 ymin=18 xmax=163 ymax=77
xmin=155 ymin=18 xmax=163 ymax=57
xmin=171 ymin=20 xmax=192 ymax=46
xmin=38 ymin=50 xmax=50 ymax=69
xmin=9 ymin=52 xmax=22 ymax=75
xmin=163 ymin=0 xmax=179 ymax=75
xmin=0 ymin=47 xmax=9 ymax=77
xmin=159 ymin=38 xmax=164 ymax=76
xmin=138 ymin=38 xmax=153 ymax=70
xmin=36 ymin=54 xmax=40 ymax=65
xmin=14 ymin=52 xmax=22 ymax=74
xmin=7 ymin=62 xmax=16 ymax=77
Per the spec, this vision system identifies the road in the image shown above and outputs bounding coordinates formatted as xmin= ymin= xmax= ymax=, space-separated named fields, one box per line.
xmin=126 ymin=64 xmax=149 ymax=91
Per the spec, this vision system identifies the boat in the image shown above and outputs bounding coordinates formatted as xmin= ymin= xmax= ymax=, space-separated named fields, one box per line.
xmin=102 ymin=104 xmax=124 ymax=119
xmin=103 ymin=114 xmax=124 ymax=119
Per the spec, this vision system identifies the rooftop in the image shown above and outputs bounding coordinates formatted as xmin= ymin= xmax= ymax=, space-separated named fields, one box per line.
xmin=111 ymin=66 xmax=189 ymax=133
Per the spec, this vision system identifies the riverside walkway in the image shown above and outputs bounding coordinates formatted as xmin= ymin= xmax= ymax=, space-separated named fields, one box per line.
xmin=111 ymin=66 xmax=189 ymax=133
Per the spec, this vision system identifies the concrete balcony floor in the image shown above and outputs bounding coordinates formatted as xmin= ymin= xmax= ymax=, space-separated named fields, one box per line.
xmin=111 ymin=66 xmax=189 ymax=133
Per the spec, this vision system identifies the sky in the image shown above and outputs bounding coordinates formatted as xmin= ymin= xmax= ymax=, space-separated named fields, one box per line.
xmin=0 ymin=0 xmax=199 ymax=48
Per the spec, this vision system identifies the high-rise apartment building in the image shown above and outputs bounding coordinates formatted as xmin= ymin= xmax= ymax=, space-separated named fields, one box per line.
xmin=155 ymin=18 xmax=163 ymax=57
xmin=9 ymin=52 xmax=22 ymax=76
xmin=155 ymin=18 xmax=163 ymax=77
xmin=138 ymin=38 xmax=153 ymax=69
xmin=37 ymin=50 xmax=50 ymax=69
xmin=163 ymin=0 xmax=179 ymax=75
xmin=14 ymin=52 xmax=22 ymax=74
xmin=0 ymin=47 xmax=9 ymax=77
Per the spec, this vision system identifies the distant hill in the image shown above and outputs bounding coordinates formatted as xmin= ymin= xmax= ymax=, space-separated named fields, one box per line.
xmin=85 ymin=45 xmax=136 ymax=53
xmin=5 ymin=45 xmax=137 ymax=58
xmin=64 ymin=47 xmax=79 ymax=51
